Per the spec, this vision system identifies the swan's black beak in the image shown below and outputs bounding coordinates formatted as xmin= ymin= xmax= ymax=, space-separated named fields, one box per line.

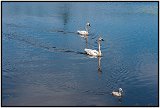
xmin=101 ymin=39 xmax=104 ymax=41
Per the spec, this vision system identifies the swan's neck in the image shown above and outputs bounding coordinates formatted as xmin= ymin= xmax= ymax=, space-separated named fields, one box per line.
xmin=98 ymin=41 xmax=101 ymax=56
xmin=85 ymin=26 xmax=89 ymax=32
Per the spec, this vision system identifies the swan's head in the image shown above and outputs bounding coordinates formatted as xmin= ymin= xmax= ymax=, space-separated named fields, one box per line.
xmin=98 ymin=37 xmax=104 ymax=41
xmin=119 ymin=88 xmax=123 ymax=93
xmin=86 ymin=22 xmax=91 ymax=27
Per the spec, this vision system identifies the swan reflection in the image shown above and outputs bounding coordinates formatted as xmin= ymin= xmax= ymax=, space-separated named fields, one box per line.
xmin=84 ymin=36 xmax=88 ymax=49
xmin=97 ymin=56 xmax=102 ymax=77
xmin=79 ymin=35 xmax=88 ymax=49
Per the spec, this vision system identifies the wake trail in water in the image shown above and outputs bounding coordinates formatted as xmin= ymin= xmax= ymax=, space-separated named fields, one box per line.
xmin=49 ymin=29 xmax=76 ymax=34
xmin=2 ymin=32 xmax=86 ymax=55
xmin=49 ymin=29 xmax=97 ymax=40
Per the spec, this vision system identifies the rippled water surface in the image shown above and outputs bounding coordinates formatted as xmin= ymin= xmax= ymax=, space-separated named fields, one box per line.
xmin=2 ymin=2 xmax=158 ymax=106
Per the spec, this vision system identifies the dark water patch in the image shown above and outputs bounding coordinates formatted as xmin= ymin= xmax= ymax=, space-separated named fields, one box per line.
xmin=49 ymin=29 xmax=64 ymax=33
xmin=91 ymin=35 xmax=97 ymax=39
xmin=49 ymin=29 xmax=76 ymax=34
xmin=54 ymin=48 xmax=86 ymax=55
xmin=4 ymin=23 xmax=29 ymax=29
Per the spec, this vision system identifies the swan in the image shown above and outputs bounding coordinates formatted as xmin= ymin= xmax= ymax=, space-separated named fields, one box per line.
xmin=112 ymin=88 xmax=123 ymax=97
xmin=84 ymin=37 xmax=104 ymax=57
xmin=77 ymin=22 xmax=91 ymax=35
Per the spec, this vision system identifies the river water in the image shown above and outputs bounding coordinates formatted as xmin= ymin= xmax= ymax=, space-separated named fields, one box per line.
xmin=2 ymin=2 xmax=158 ymax=106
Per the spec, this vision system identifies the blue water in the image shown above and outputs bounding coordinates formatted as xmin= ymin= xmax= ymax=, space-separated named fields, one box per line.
xmin=2 ymin=2 xmax=158 ymax=106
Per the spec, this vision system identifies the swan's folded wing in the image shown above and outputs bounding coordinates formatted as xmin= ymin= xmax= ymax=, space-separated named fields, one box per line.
xmin=84 ymin=49 xmax=98 ymax=56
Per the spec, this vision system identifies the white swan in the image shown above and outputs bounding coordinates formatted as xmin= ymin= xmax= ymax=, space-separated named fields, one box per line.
xmin=84 ymin=37 xmax=104 ymax=57
xmin=77 ymin=22 xmax=91 ymax=35
xmin=112 ymin=88 xmax=123 ymax=97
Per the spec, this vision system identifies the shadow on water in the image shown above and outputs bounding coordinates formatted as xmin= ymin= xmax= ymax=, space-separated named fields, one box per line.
xmin=61 ymin=3 xmax=70 ymax=26
xmin=49 ymin=3 xmax=73 ymax=34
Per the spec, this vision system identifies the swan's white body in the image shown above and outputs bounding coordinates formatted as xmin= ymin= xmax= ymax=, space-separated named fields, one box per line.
xmin=84 ymin=37 xmax=103 ymax=57
xmin=77 ymin=22 xmax=90 ymax=35
xmin=112 ymin=88 xmax=123 ymax=97
xmin=77 ymin=30 xmax=89 ymax=35
xmin=112 ymin=91 xmax=122 ymax=97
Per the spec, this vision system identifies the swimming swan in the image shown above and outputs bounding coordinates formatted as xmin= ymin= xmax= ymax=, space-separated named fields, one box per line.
xmin=84 ymin=37 xmax=104 ymax=57
xmin=77 ymin=22 xmax=91 ymax=35
xmin=112 ymin=88 xmax=123 ymax=97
